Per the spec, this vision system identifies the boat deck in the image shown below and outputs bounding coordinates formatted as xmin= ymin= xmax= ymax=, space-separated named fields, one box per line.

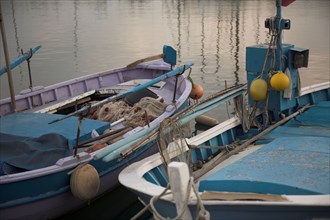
xmin=199 ymin=101 xmax=330 ymax=195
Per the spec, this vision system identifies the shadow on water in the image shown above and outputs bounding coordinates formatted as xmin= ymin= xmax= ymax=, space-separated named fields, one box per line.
xmin=56 ymin=185 xmax=152 ymax=220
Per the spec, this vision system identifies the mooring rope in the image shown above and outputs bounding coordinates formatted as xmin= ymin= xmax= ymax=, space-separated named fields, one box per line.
xmin=132 ymin=176 xmax=210 ymax=220
xmin=149 ymin=177 xmax=210 ymax=220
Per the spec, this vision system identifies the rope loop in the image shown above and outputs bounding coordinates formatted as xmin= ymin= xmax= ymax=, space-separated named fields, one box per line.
xmin=149 ymin=176 xmax=210 ymax=220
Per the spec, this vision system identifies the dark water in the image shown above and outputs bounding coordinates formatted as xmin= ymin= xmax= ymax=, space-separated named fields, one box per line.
xmin=0 ymin=0 xmax=329 ymax=219
xmin=58 ymin=185 xmax=152 ymax=220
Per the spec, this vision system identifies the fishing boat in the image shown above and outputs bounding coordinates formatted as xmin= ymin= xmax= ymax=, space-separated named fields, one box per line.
xmin=118 ymin=1 xmax=330 ymax=219
xmin=0 ymin=42 xmax=194 ymax=219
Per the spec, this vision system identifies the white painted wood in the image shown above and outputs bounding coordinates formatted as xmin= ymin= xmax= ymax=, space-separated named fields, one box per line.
xmin=300 ymin=81 xmax=329 ymax=96
xmin=168 ymin=162 xmax=192 ymax=220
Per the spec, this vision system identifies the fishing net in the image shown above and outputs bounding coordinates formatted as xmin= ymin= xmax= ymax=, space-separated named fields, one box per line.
xmin=124 ymin=97 xmax=166 ymax=128
xmin=94 ymin=97 xmax=167 ymax=128
xmin=234 ymin=94 xmax=250 ymax=133
xmin=234 ymin=93 xmax=269 ymax=132
xmin=96 ymin=100 xmax=129 ymax=122
xmin=157 ymin=118 xmax=192 ymax=172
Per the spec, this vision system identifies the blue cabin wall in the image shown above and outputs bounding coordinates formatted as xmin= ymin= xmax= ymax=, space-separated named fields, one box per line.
xmin=246 ymin=43 xmax=309 ymax=121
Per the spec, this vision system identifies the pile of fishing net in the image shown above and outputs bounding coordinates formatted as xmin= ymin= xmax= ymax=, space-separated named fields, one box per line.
xmin=93 ymin=97 xmax=167 ymax=128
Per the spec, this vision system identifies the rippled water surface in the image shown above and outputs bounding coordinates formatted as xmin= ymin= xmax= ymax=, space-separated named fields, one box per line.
xmin=1 ymin=0 xmax=329 ymax=100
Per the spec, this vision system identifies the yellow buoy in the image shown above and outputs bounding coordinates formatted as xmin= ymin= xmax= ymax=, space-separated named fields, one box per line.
xmin=70 ymin=164 xmax=100 ymax=201
xmin=249 ymin=79 xmax=268 ymax=101
xmin=270 ymin=72 xmax=290 ymax=91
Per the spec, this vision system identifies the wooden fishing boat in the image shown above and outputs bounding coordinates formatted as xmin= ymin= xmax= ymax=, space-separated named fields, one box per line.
xmin=0 ymin=43 xmax=193 ymax=219
xmin=118 ymin=1 xmax=330 ymax=219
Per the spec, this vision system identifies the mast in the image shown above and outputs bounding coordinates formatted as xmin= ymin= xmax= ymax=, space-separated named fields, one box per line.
xmin=0 ymin=1 xmax=16 ymax=111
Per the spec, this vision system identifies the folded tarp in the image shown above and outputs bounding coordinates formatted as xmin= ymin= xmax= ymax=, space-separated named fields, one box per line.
xmin=0 ymin=133 xmax=72 ymax=171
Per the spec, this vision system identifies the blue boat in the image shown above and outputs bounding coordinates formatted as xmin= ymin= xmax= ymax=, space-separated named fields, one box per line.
xmin=0 ymin=43 xmax=194 ymax=219
xmin=119 ymin=1 xmax=330 ymax=219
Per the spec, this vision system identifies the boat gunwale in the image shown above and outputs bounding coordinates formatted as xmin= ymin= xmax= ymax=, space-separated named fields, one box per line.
xmin=0 ymin=61 xmax=172 ymax=116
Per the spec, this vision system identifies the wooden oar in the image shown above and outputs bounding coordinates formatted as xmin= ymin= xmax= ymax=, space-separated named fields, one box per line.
xmin=0 ymin=45 xmax=42 ymax=76
xmin=127 ymin=54 xmax=164 ymax=69
xmin=77 ymin=127 xmax=128 ymax=147
xmin=126 ymin=45 xmax=177 ymax=68
xmin=48 ymin=63 xmax=193 ymax=124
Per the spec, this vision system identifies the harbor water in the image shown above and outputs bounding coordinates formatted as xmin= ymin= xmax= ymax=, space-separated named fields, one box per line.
xmin=0 ymin=0 xmax=329 ymax=219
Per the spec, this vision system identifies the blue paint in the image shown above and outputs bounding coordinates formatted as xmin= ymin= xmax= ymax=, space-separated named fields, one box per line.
xmin=200 ymin=101 xmax=330 ymax=195
xmin=0 ymin=113 xmax=109 ymax=148
xmin=0 ymin=168 xmax=69 ymax=207
xmin=199 ymin=136 xmax=330 ymax=195
xmin=246 ymin=43 xmax=299 ymax=115
xmin=162 ymin=45 xmax=176 ymax=66
xmin=0 ymin=45 xmax=42 ymax=76
xmin=287 ymin=101 xmax=330 ymax=128
xmin=1 ymin=132 xmax=158 ymax=208
xmin=257 ymin=126 xmax=330 ymax=144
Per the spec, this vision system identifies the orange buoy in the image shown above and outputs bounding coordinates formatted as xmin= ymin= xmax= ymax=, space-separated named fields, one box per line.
xmin=270 ymin=72 xmax=290 ymax=91
xmin=189 ymin=83 xmax=204 ymax=100
xmin=249 ymin=79 xmax=268 ymax=101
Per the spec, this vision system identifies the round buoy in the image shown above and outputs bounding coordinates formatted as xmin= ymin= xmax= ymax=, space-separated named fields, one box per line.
xmin=270 ymin=72 xmax=290 ymax=91
xmin=70 ymin=164 xmax=100 ymax=201
xmin=189 ymin=83 xmax=204 ymax=100
xmin=249 ymin=79 xmax=268 ymax=101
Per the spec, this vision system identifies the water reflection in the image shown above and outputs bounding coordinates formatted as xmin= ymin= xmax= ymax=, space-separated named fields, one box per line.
xmin=73 ymin=0 xmax=79 ymax=73
xmin=0 ymin=0 xmax=328 ymax=99
xmin=176 ymin=0 xmax=182 ymax=64
xmin=200 ymin=6 xmax=205 ymax=82
xmin=10 ymin=0 xmax=26 ymax=85
xmin=214 ymin=4 xmax=221 ymax=76
xmin=10 ymin=0 xmax=20 ymax=55
xmin=233 ymin=0 xmax=240 ymax=85
xmin=255 ymin=1 xmax=261 ymax=45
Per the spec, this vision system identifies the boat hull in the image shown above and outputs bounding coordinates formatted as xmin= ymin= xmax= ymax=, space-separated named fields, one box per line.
xmin=0 ymin=61 xmax=192 ymax=219
xmin=119 ymin=82 xmax=330 ymax=220
xmin=135 ymin=193 xmax=330 ymax=220
xmin=0 ymin=141 xmax=159 ymax=220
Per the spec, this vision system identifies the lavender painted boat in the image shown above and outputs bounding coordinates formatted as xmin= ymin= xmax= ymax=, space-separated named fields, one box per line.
xmin=0 ymin=45 xmax=193 ymax=219
xmin=119 ymin=1 xmax=330 ymax=219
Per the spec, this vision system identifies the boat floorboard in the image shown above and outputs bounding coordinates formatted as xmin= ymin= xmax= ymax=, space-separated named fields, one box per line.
xmin=199 ymin=101 xmax=330 ymax=195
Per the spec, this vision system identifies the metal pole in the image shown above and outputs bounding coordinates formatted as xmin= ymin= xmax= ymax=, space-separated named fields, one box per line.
xmin=0 ymin=1 xmax=16 ymax=112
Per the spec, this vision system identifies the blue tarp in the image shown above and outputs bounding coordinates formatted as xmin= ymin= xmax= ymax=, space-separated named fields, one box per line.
xmin=0 ymin=112 xmax=109 ymax=148
xmin=0 ymin=133 xmax=72 ymax=172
